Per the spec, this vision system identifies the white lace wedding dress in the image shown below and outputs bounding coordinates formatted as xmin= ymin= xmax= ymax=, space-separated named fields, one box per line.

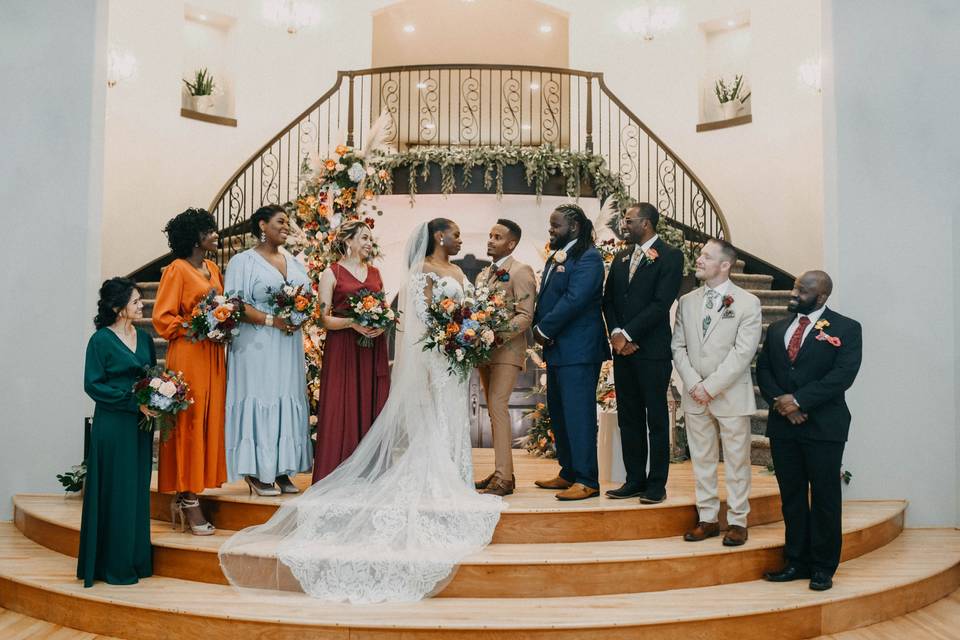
xmin=218 ymin=223 xmax=505 ymax=603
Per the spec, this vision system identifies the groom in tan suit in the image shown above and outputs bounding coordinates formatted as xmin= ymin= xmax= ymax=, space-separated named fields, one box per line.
xmin=475 ymin=219 xmax=536 ymax=496
xmin=671 ymin=239 xmax=762 ymax=546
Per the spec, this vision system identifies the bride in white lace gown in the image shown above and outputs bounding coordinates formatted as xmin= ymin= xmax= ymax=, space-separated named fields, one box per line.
xmin=218 ymin=220 xmax=505 ymax=603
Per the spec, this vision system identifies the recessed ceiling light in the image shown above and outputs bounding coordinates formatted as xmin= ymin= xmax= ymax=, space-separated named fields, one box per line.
xmin=198 ymin=14 xmax=208 ymax=21
xmin=529 ymin=83 xmax=540 ymax=91
xmin=727 ymin=19 xmax=736 ymax=27
xmin=539 ymin=24 xmax=552 ymax=33
xmin=403 ymin=24 xmax=415 ymax=33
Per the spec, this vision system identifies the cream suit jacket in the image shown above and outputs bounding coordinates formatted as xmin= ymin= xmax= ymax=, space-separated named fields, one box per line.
xmin=671 ymin=282 xmax=762 ymax=417
xmin=478 ymin=255 xmax=536 ymax=369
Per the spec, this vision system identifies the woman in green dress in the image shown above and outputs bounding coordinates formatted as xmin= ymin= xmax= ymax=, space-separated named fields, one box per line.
xmin=78 ymin=277 xmax=157 ymax=587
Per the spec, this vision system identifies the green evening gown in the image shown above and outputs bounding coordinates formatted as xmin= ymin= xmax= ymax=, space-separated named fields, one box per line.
xmin=77 ymin=327 xmax=156 ymax=587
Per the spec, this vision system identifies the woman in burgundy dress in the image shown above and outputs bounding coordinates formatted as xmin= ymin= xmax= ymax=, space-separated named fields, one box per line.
xmin=312 ymin=220 xmax=391 ymax=482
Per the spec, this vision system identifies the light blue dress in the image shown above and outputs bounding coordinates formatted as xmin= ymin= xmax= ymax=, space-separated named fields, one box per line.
xmin=225 ymin=249 xmax=313 ymax=483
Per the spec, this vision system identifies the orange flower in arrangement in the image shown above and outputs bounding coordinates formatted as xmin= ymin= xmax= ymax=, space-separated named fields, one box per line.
xmin=473 ymin=311 xmax=487 ymax=322
xmin=463 ymin=328 xmax=476 ymax=338
xmin=489 ymin=294 xmax=504 ymax=307
xmin=361 ymin=295 xmax=377 ymax=310
xmin=440 ymin=298 xmax=457 ymax=313
xmin=212 ymin=305 xmax=233 ymax=322
xmin=445 ymin=322 xmax=460 ymax=335
xmin=536 ymin=402 xmax=546 ymax=410
xmin=324 ymin=159 xmax=337 ymax=171
xmin=378 ymin=169 xmax=389 ymax=180
xmin=191 ymin=305 xmax=203 ymax=318
xmin=335 ymin=144 xmax=350 ymax=156
xmin=363 ymin=189 xmax=374 ymax=201
xmin=294 ymin=295 xmax=310 ymax=312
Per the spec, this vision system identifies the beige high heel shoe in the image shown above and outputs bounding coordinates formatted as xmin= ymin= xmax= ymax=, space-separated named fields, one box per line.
xmin=171 ymin=497 xmax=216 ymax=536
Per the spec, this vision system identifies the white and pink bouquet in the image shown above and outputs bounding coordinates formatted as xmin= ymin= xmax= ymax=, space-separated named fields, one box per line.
xmin=132 ymin=366 xmax=192 ymax=441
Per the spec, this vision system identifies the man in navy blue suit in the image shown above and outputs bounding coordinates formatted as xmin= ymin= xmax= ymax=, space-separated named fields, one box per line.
xmin=532 ymin=204 xmax=610 ymax=500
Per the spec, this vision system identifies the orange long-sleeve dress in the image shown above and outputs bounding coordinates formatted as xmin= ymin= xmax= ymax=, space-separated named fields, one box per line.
xmin=152 ymin=258 xmax=228 ymax=493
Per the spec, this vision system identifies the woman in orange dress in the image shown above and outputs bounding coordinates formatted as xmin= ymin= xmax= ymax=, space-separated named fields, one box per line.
xmin=152 ymin=208 xmax=227 ymax=535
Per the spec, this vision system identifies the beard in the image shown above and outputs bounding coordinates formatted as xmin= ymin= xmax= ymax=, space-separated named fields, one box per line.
xmin=788 ymin=297 xmax=818 ymax=315
xmin=549 ymin=231 xmax=573 ymax=250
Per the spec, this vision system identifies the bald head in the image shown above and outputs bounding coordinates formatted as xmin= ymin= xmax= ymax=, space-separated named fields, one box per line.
xmin=789 ymin=270 xmax=833 ymax=315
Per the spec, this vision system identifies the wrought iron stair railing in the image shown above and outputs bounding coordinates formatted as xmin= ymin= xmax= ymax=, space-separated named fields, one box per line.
xmin=207 ymin=64 xmax=731 ymax=269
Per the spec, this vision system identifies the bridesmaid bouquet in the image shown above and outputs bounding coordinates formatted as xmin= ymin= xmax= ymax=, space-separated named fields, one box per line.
xmin=132 ymin=366 xmax=193 ymax=441
xmin=346 ymin=288 xmax=399 ymax=347
xmin=421 ymin=282 xmax=515 ymax=380
xmin=183 ymin=290 xmax=244 ymax=343
xmin=265 ymin=281 xmax=317 ymax=327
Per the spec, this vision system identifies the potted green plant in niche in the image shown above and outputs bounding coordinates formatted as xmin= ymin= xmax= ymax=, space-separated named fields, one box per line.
xmin=715 ymin=74 xmax=751 ymax=120
xmin=184 ymin=67 xmax=216 ymax=113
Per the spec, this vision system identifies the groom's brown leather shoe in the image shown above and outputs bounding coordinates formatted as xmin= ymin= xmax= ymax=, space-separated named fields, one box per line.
xmin=555 ymin=483 xmax=600 ymax=501
xmin=535 ymin=476 xmax=573 ymax=490
xmin=723 ymin=525 xmax=748 ymax=547
xmin=482 ymin=474 xmax=516 ymax=496
xmin=683 ymin=521 xmax=720 ymax=542
xmin=475 ymin=472 xmax=495 ymax=490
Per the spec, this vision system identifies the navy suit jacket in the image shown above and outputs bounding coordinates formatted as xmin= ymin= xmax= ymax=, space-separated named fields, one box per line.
xmin=757 ymin=307 xmax=862 ymax=442
xmin=534 ymin=245 xmax=610 ymax=366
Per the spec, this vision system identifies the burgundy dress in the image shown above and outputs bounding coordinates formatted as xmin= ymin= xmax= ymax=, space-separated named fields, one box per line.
xmin=312 ymin=263 xmax=391 ymax=482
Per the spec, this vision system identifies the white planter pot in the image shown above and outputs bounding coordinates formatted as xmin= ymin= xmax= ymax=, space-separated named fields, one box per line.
xmin=721 ymin=101 xmax=740 ymax=120
xmin=190 ymin=95 xmax=216 ymax=114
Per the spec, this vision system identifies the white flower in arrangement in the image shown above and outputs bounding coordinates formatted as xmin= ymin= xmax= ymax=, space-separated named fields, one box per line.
xmin=455 ymin=349 xmax=465 ymax=362
xmin=540 ymin=373 xmax=547 ymax=386
xmin=347 ymin=162 xmax=366 ymax=182
xmin=283 ymin=285 xmax=295 ymax=296
xmin=553 ymin=249 xmax=568 ymax=264
xmin=485 ymin=306 xmax=495 ymax=314
xmin=149 ymin=378 xmax=163 ymax=390
xmin=213 ymin=295 xmax=227 ymax=305
xmin=434 ymin=330 xmax=446 ymax=342
xmin=334 ymin=162 xmax=346 ymax=172
xmin=207 ymin=329 xmax=224 ymax=340
xmin=157 ymin=380 xmax=178 ymax=398
xmin=386 ymin=309 xmax=395 ymax=320
xmin=365 ymin=165 xmax=376 ymax=176
xmin=481 ymin=329 xmax=495 ymax=345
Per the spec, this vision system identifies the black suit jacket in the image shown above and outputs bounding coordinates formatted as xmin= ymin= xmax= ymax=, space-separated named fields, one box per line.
xmin=757 ymin=307 xmax=863 ymax=442
xmin=602 ymin=237 xmax=683 ymax=360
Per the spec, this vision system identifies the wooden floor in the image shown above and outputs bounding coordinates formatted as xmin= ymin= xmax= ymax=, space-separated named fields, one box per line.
xmin=2 ymin=449 xmax=958 ymax=639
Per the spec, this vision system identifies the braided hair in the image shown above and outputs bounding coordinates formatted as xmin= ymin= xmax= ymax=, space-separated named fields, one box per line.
xmin=554 ymin=203 xmax=594 ymax=258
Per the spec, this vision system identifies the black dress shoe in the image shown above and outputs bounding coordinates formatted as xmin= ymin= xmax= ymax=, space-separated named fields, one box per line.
xmin=605 ymin=483 xmax=646 ymax=499
xmin=809 ymin=571 xmax=833 ymax=591
xmin=763 ymin=564 xmax=810 ymax=582
xmin=638 ymin=490 xmax=666 ymax=504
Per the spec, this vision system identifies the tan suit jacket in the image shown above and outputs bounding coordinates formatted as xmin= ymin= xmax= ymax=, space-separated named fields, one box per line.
xmin=671 ymin=282 xmax=762 ymax=417
xmin=478 ymin=255 xmax=536 ymax=369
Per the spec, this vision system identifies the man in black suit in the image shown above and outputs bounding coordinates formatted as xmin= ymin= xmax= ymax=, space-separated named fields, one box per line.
xmin=602 ymin=203 xmax=683 ymax=504
xmin=757 ymin=270 xmax=862 ymax=592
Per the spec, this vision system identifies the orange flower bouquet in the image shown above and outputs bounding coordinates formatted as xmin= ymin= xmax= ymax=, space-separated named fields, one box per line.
xmin=183 ymin=289 xmax=244 ymax=343
xmin=265 ymin=281 xmax=317 ymax=328
xmin=345 ymin=288 xmax=399 ymax=347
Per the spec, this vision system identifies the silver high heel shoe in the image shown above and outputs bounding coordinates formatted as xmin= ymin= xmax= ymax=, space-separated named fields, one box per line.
xmin=275 ymin=475 xmax=300 ymax=494
xmin=171 ymin=497 xmax=216 ymax=536
xmin=244 ymin=475 xmax=280 ymax=497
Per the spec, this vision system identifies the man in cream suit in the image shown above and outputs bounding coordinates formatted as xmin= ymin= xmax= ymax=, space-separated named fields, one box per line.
xmin=475 ymin=219 xmax=537 ymax=496
xmin=671 ymin=239 xmax=762 ymax=546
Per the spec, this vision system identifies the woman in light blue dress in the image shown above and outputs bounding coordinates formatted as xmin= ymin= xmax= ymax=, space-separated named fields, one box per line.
xmin=225 ymin=204 xmax=313 ymax=496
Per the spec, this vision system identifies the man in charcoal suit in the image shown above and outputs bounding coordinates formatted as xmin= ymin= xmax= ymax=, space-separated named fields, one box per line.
xmin=602 ymin=203 xmax=683 ymax=504
xmin=758 ymin=270 xmax=862 ymax=591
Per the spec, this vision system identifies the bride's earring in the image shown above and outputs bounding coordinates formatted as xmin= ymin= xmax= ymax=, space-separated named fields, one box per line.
xmin=440 ymin=238 xmax=445 ymax=247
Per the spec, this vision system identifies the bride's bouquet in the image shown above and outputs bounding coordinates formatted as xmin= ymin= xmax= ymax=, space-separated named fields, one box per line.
xmin=265 ymin=281 xmax=317 ymax=328
xmin=132 ymin=366 xmax=193 ymax=442
xmin=183 ymin=289 xmax=244 ymax=343
xmin=421 ymin=282 xmax=515 ymax=380
xmin=346 ymin=288 xmax=399 ymax=347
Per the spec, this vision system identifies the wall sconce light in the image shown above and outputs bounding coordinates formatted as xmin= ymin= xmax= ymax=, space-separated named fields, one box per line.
xmin=106 ymin=47 xmax=137 ymax=88
xmin=798 ymin=57 xmax=822 ymax=94
xmin=618 ymin=5 xmax=680 ymax=41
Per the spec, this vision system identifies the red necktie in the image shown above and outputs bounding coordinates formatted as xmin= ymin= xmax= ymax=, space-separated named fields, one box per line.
xmin=787 ymin=316 xmax=811 ymax=363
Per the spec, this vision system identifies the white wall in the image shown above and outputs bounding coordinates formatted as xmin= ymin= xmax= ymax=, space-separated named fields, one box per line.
xmin=0 ymin=0 xmax=107 ymax=520
xmin=822 ymin=0 xmax=960 ymax=526
xmin=552 ymin=0 xmax=823 ymax=275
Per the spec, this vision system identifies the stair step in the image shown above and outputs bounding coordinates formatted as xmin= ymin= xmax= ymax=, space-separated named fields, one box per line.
xmin=731 ymin=273 xmax=773 ymax=290
xmin=12 ymin=495 xmax=904 ymax=598
xmin=1 ymin=524 xmax=956 ymax=639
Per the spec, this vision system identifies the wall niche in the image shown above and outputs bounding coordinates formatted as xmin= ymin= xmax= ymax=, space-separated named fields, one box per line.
xmin=181 ymin=4 xmax=237 ymax=126
xmin=697 ymin=11 xmax=752 ymax=132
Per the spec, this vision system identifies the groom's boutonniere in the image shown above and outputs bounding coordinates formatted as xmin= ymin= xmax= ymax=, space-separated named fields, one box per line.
xmin=553 ymin=250 xmax=567 ymax=264
xmin=644 ymin=247 xmax=659 ymax=263
xmin=495 ymin=268 xmax=510 ymax=283
xmin=721 ymin=294 xmax=735 ymax=318
xmin=814 ymin=319 xmax=842 ymax=347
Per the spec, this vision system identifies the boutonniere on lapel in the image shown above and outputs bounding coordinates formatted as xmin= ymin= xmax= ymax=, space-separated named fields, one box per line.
xmin=644 ymin=248 xmax=659 ymax=263
xmin=720 ymin=294 xmax=735 ymax=318
xmin=814 ymin=319 xmax=842 ymax=347
xmin=551 ymin=249 xmax=567 ymax=273
xmin=494 ymin=268 xmax=510 ymax=283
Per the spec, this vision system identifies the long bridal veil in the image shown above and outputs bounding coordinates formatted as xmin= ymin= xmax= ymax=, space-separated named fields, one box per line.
xmin=218 ymin=222 xmax=505 ymax=603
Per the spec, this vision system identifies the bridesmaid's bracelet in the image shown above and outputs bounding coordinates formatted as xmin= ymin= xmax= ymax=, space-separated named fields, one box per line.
xmin=265 ymin=314 xmax=274 ymax=327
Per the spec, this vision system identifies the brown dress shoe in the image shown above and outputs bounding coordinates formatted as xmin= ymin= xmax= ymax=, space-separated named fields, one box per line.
xmin=683 ymin=521 xmax=720 ymax=542
xmin=482 ymin=474 xmax=516 ymax=496
xmin=723 ymin=525 xmax=748 ymax=547
xmin=534 ymin=476 xmax=573 ymax=490
xmin=475 ymin=472 xmax=495 ymax=490
xmin=555 ymin=483 xmax=600 ymax=501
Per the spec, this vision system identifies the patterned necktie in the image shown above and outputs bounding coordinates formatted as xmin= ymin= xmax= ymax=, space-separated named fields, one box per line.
xmin=787 ymin=316 xmax=812 ymax=363
xmin=628 ymin=247 xmax=644 ymax=282
xmin=702 ymin=290 xmax=719 ymax=336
